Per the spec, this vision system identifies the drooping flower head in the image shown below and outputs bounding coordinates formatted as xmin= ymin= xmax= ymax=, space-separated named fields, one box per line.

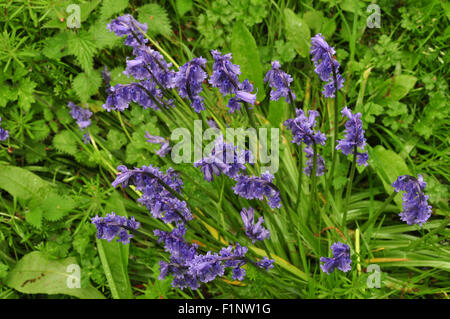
xmin=209 ymin=50 xmax=257 ymax=113
xmin=392 ymin=175 xmax=432 ymax=226
xmin=320 ymin=242 xmax=352 ymax=274
xmin=68 ymin=102 xmax=92 ymax=130
xmin=284 ymin=109 xmax=327 ymax=146
xmin=107 ymin=14 xmax=148 ymax=48
xmin=0 ymin=117 xmax=9 ymax=141
xmin=233 ymin=172 xmax=281 ymax=209
xmin=145 ymin=132 xmax=172 ymax=157
xmin=91 ymin=212 xmax=140 ymax=244
xmin=303 ymin=146 xmax=326 ymax=176
xmin=174 ymin=57 xmax=208 ymax=113
xmin=240 ymin=207 xmax=270 ymax=243
xmin=336 ymin=106 xmax=369 ymax=166
xmin=264 ymin=60 xmax=296 ymax=103
xmin=194 ymin=135 xmax=254 ymax=182
xmin=310 ymin=33 xmax=344 ymax=98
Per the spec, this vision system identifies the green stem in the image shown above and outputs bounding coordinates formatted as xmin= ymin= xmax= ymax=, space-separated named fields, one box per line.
xmin=329 ymin=69 xmax=339 ymax=183
xmin=116 ymin=111 xmax=132 ymax=141
xmin=295 ymin=144 xmax=303 ymax=213
xmin=361 ymin=191 xmax=397 ymax=232
xmin=342 ymin=145 xmax=358 ymax=227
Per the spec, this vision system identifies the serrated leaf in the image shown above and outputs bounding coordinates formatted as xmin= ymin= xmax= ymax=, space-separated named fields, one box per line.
xmin=284 ymin=8 xmax=310 ymax=58
xmin=231 ymin=21 xmax=265 ymax=101
xmin=67 ymin=31 xmax=97 ymax=72
xmin=53 ymin=131 xmax=78 ymax=155
xmin=5 ymin=251 xmax=105 ymax=299
xmin=29 ymin=120 xmax=51 ymax=141
xmin=138 ymin=3 xmax=172 ymax=37
xmin=72 ymin=70 xmax=102 ymax=102
xmin=42 ymin=32 xmax=70 ymax=60
xmin=106 ymin=129 xmax=127 ymax=150
xmin=25 ymin=207 xmax=43 ymax=229
xmin=89 ymin=20 xmax=122 ymax=50
xmin=17 ymin=78 xmax=37 ymax=111
xmin=100 ymin=0 xmax=129 ymax=21
xmin=25 ymin=143 xmax=47 ymax=164
xmin=41 ymin=193 xmax=76 ymax=221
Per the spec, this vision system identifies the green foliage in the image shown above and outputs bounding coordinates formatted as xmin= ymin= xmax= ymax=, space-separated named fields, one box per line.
xmin=138 ymin=4 xmax=172 ymax=37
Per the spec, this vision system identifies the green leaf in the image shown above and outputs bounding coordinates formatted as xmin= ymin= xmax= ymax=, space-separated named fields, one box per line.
xmin=176 ymin=0 xmax=193 ymax=17
xmin=387 ymin=75 xmax=417 ymax=101
xmin=53 ymin=130 xmax=78 ymax=155
xmin=25 ymin=207 xmax=43 ymax=229
xmin=231 ymin=21 xmax=265 ymax=100
xmin=41 ymin=193 xmax=77 ymax=222
xmin=106 ymin=129 xmax=127 ymax=150
xmin=284 ymin=8 xmax=310 ymax=58
xmin=42 ymin=32 xmax=70 ymax=60
xmin=67 ymin=31 xmax=97 ymax=72
xmin=89 ymin=20 xmax=122 ymax=50
xmin=0 ymin=165 xmax=49 ymax=200
xmin=72 ymin=70 xmax=102 ymax=102
xmin=96 ymin=192 xmax=133 ymax=299
xmin=369 ymin=145 xmax=410 ymax=207
xmin=100 ymin=0 xmax=129 ymax=21
xmin=138 ymin=4 xmax=172 ymax=37
xmin=267 ymin=99 xmax=287 ymax=128
xmin=17 ymin=78 xmax=37 ymax=111
xmin=5 ymin=251 xmax=105 ymax=299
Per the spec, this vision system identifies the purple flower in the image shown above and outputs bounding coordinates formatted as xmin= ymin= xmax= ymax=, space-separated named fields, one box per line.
xmin=194 ymin=135 xmax=253 ymax=182
xmin=284 ymin=109 xmax=327 ymax=147
xmin=174 ymin=57 xmax=208 ymax=113
xmin=264 ymin=60 xmax=296 ymax=103
xmin=320 ymin=242 xmax=352 ymax=274
xmin=256 ymin=256 xmax=274 ymax=271
xmin=233 ymin=172 xmax=281 ymax=209
xmin=145 ymin=131 xmax=172 ymax=157
xmin=107 ymin=14 xmax=148 ymax=48
xmin=240 ymin=207 xmax=270 ymax=243
xmin=310 ymin=33 xmax=344 ymax=98
xmin=392 ymin=175 xmax=432 ymax=226
xmin=303 ymin=146 xmax=326 ymax=176
xmin=209 ymin=50 xmax=257 ymax=113
xmin=91 ymin=212 xmax=140 ymax=244
xmin=68 ymin=102 xmax=92 ymax=130
xmin=0 ymin=117 xmax=9 ymax=141
xmin=336 ymin=106 xmax=369 ymax=166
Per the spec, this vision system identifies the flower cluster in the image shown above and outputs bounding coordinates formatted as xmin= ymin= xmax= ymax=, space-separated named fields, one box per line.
xmin=174 ymin=57 xmax=208 ymax=112
xmin=194 ymin=135 xmax=253 ymax=182
xmin=233 ymin=172 xmax=281 ymax=209
xmin=320 ymin=242 xmax=352 ymax=274
xmin=91 ymin=212 xmax=140 ymax=244
xmin=240 ymin=207 xmax=270 ymax=243
xmin=107 ymin=14 xmax=148 ymax=48
xmin=264 ymin=60 xmax=295 ymax=103
xmin=392 ymin=175 xmax=432 ymax=226
xmin=210 ymin=50 xmax=257 ymax=113
xmin=336 ymin=106 xmax=369 ymax=166
xmin=0 ymin=117 xmax=9 ymax=141
xmin=284 ymin=109 xmax=327 ymax=147
xmin=145 ymin=131 xmax=172 ymax=157
xmin=303 ymin=146 xmax=325 ymax=177
xmin=310 ymin=33 xmax=344 ymax=98
xmin=68 ymin=102 xmax=92 ymax=143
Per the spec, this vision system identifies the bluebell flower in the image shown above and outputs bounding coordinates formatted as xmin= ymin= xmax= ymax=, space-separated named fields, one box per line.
xmin=209 ymin=50 xmax=257 ymax=113
xmin=310 ymin=33 xmax=344 ymax=98
xmin=284 ymin=109 xmax=327 ymax=147
xmin=174 ymin=57 xmax=208 ymax=113
xmin=145 ymin=131 xmax=172 ymax=157
xmin=194 ymin=135 xmax=253 ymax=182
xmin=336 ymin=106 xmax=369 ymax=166
xmin=233 ymin=172 xmax=282 ymax=209
xmin=303 ymin=146 xmax=326 ymax=176
xmin=91 ymin=212 xmax=140 ymax=244
xmin=68 ymin=102 xmax=92 ymax=130
xmin=107 ymin=14 xmax=148 ymax=48
xmin=240 ymin=207 xmax=270 ymax=243
xmin=256 ymin=256 xmax=275 ymax=271
xmin=320 ymin=242 xmax=352 ymax=274
xmin=0 ymin=117 xmax=9 ymax=141
xmin=392 ymin=175 xmax=432 ymax=226
xmin=264 ymin=60 xmax=296 ymax=103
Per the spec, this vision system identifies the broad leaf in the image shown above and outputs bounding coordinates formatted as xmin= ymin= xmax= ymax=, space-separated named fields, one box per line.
xmin=284 ymin=9 xmax=310 ymax=58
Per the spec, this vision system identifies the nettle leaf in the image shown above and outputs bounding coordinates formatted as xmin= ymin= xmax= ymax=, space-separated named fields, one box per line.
xmin=67 ymin=31 xmax=97 ymax=72
xmin=25 ymin=207 xmax=43 ymax=229
xmin=29 ymin=119 xmax=51 ymax=141
xmin=42 ymin=32 xmax=70 ymax=60
xmin=89 ymin=20 xmax=122 ymax=50
xmin=24 ymin=143 xmax=47 ymax=164
xmin=53 ymin=130 xmax=78 ymax=155
xmin=231 ymin=21 xmax=265 ymax=101
xmin=284 ymin=8 xmax=310 ymax=58
xmin=100 ymin=0 xmax=129 ymax=21
xmin=40 ymin=193 xmax=77 ymax=222
xmin=72 ymin=70 xmax=102 ymax=102
xmin=6 ymin=251 xmax=105 ymax=299
xmin=176 ymin=0 xmax=193 ymax=17
xmin=138 ymin=3 xmax=172 ymax=37
xmin=79 ymin=0 xmax=102 ymax=22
